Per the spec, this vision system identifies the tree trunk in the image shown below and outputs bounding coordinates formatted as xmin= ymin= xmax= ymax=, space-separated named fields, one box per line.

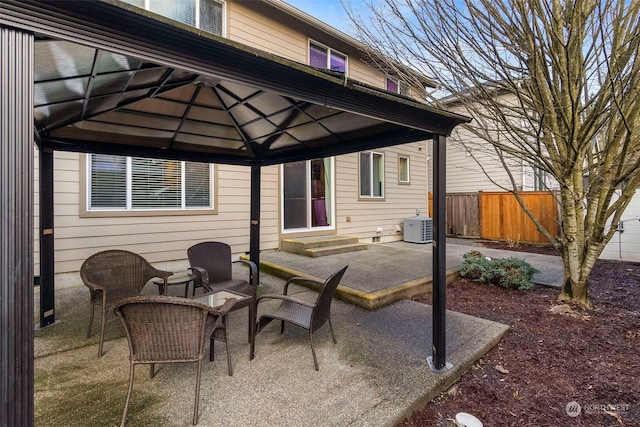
xmin=556 ymin=183 xmax=599 ymax=309
xmin=558 ymin=237 xmax=602 ymax=308
xmin=559 ymin=273 xmax=590 ymax=307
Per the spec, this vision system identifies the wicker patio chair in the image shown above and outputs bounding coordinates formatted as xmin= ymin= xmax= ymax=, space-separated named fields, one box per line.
xmin=187 ymin=242 xmax=258 ymax=354
xmin=114 ymin=295 xmax=237 ymax=426
xmin=256 ymin=265 xmax=348 ymax=371
xmin=187 ymin=241 xmax=258 ymax=297
xmin=80 ymin=250 xmax=172 ymax=357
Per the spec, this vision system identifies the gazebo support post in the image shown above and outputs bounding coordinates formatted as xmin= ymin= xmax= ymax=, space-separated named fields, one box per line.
xmin=249 ymin=165 xmax=261 ymax=285
xmin=1 ymin=24 xmax=35 ymax=426
xmin=39 ymin=147 xmax=55 ymax=328
xmin=428 ymin=133 xmax=451 ymax=373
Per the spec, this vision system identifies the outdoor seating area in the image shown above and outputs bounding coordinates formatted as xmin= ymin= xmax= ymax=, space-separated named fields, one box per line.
xmin=7 ymin=1 xmax=633 ymax=425
xmin=80 ymin=244 xmax=258 ymax=354
xmin=74 ymin=243 xmax=351 ymax=425
xmin=3 ymin=4 xmax=471 ymax=422
xmin=33 ymin=241 xmax=525 ymax=426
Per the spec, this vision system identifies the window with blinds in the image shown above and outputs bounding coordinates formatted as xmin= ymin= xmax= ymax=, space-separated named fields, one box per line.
xmin=200 ymin=0 xmax=223 ymax=36
xmin=89 ymin=154 xmax=213 ymax=211
xmin=123 ymin=0 xmax=224 ymax=36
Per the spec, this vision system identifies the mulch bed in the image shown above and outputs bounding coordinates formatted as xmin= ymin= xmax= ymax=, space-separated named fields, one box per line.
xmin=401 ymin=245 xmax=640 ymax=426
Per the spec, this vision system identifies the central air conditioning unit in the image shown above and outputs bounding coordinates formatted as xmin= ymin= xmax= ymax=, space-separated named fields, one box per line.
xmin=403 ymin=215 xmax=433 ymax=243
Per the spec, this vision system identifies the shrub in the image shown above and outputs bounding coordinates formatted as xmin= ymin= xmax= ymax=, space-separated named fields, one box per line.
xmin=459 ymin=251 xmax=539 ymax=290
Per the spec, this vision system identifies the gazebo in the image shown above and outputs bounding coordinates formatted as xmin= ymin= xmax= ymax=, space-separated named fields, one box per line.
xmin=0 ymin=1 xmax=470 ymax=423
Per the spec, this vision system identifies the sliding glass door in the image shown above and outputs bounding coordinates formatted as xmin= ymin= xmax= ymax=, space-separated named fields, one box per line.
xmin=282 ymin=158 xmax=333 ymax=231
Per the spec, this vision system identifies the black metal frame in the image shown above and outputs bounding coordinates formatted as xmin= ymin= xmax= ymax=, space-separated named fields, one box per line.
xmin=432 ymin=134 xmax=448 ymax=371
xmin=39 ymin=148 xmax=55 ymax=328
xmin=1 ymin=1 xmax=471 ymax=423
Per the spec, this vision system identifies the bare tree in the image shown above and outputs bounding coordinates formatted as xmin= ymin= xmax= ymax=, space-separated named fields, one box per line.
xmin=346 ymin=0 xmax=640 ymax=306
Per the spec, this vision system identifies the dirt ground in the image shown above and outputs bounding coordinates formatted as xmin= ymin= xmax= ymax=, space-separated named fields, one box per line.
xmin=401 ymin=244 xmax=640 ymax=426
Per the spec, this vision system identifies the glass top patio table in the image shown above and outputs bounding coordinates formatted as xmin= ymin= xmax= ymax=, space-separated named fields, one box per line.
xmin=152 ymin=271 xmax=197 ymax=297
xmin=191 ymin=289 xmax=256 ymax=361
xmin=191 ymin=289 xmax=250 ymax=308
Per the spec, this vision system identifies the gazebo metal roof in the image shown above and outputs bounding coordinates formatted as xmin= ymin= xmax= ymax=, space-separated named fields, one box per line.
xmin=20 ymin=0 xmax=468 ymax=166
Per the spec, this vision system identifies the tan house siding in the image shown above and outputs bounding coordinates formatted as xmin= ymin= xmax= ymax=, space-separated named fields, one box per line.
xmin=429 ymin=139 xmax=522 ymax=193
xmin=427 ymin=101 xmax=523 ymax=193
xmin=258 ymin=165 xmax=281 ymax=250
xmin=228 ymin=2 xmax=307 ymax=62
xmin=349 ymin=58 xmax=385 ymax=87
xmin=335 ymin=143 xmax=429 ymax=242
xmin=227 ymin=1 xmax=386 ymax=86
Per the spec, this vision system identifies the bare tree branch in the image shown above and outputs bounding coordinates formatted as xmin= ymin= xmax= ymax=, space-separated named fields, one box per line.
xmin=346 ymin=0 xmax=640 ymax=306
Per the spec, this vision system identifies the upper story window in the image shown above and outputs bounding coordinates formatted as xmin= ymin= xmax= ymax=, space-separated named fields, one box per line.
xmin=359 ymin=151 xmax=384 ymax=198
xmin=386 ymin=77 xmax=410 ymax=96
xmin=309 ymin=41 xmax=347 ymax=73
xmin=122 ymin=0 xmax=224 ymax=36
xmin=88 ymin=154 xmax=213 ymax=211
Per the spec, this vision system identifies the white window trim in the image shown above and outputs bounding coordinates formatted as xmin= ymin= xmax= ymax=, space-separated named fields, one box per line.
xmin=83 ymin=154 xmax=216 ymax=216
xmin=280 ymin=158 xmax=336 ymax=233
xmin=359 ymin=151 xmax=385 ymax=199
xmin=386 ymin=76 xmax=411 ymax=96
xmin=398 ymin=155 xmax=410 ymax=184
xmin=308 ymin=39 xmax=348 ymax=76
xmin=141 ymin=0 xmax=227 ymax=37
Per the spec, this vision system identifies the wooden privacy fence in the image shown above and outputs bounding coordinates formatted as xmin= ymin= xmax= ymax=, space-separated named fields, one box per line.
xmin=447 ymin=193 xmax=480 ymax=237
xmin=480 ymin=191 xmax=560 ymax=244
xmin=429 ymin=191 xmax=560 ymax=244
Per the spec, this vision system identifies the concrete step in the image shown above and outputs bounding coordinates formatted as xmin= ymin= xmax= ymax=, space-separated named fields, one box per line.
xmin=304 ymin=243 xmax=369 ymax=258
xmin=281 ymin=235 xmax=367 ymax=257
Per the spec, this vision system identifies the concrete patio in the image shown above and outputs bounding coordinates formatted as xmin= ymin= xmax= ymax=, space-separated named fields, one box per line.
xmin=34 ymin=241 xmax=562 ymax=426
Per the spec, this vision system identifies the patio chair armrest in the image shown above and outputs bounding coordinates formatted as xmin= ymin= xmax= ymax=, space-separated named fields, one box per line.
xmin=233 ymin=259 xmax=258 ymax=287
xmin=82 ymin=279 xmax=107 ymax=294
xmin=152 ymin=268 xmax=173 ymax=281
xmin=208 ymin=297 xmax=238 ymax=316
xmin=283 ymin=276 xmax=323 ymax=295
xmin=188 ymin=267 xmax=210 ymax=291
xmin=150 ymin=268 xmax=173 ymax=290
xmin=256 ymin=293 xmax=315 ymax=308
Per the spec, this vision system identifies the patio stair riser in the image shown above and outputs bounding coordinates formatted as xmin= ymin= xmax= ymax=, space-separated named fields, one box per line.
xmin=281 ymin=235 xmax=368 ymax=257
xmin=257 ymin=258 xmax=460 ymax=310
